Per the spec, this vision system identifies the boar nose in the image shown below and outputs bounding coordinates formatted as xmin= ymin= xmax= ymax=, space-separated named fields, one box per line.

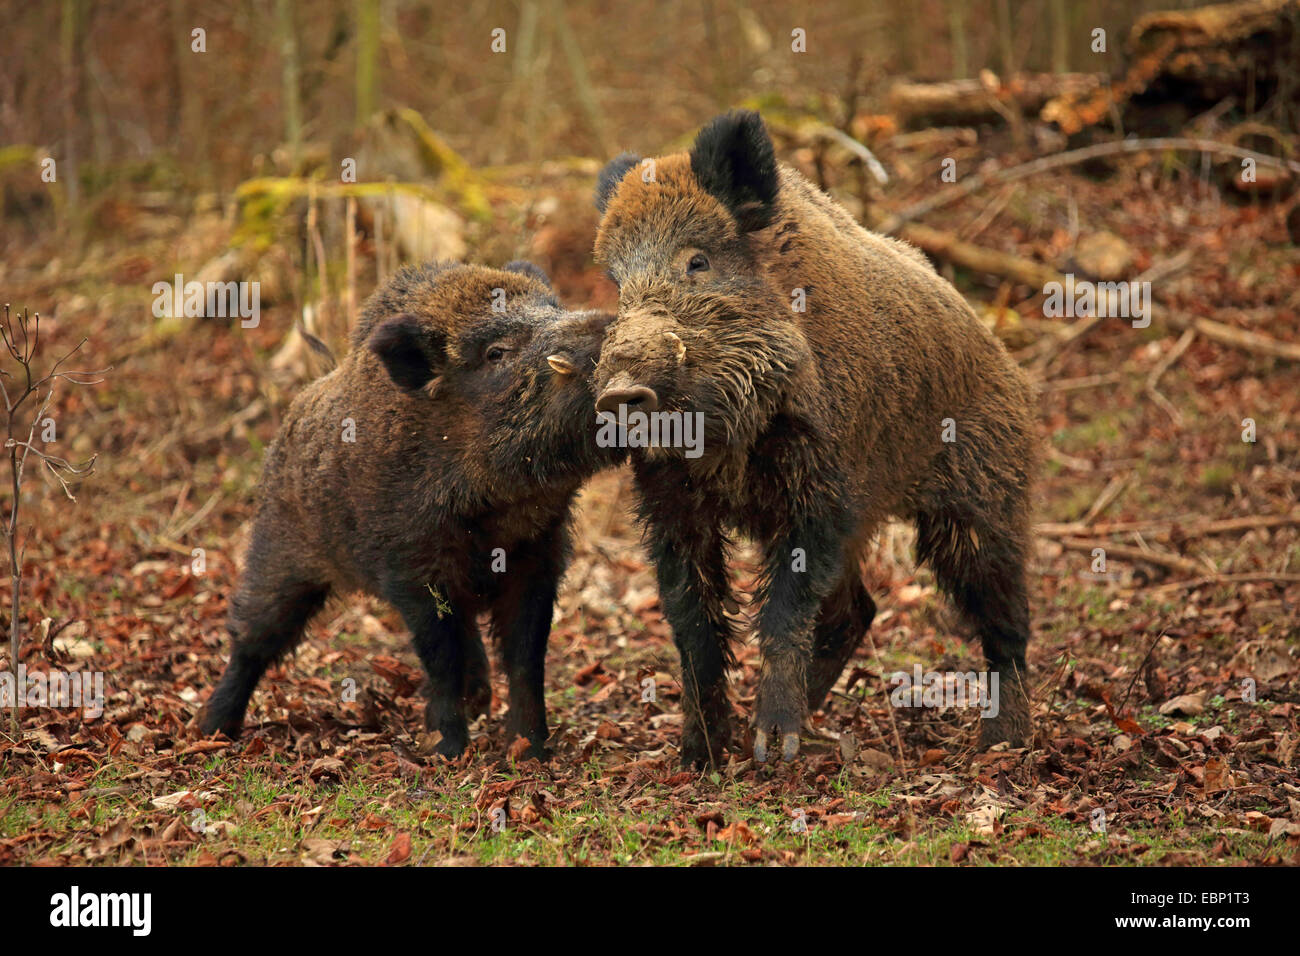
xmin=595 ymin=372 xmax=659 ymax=414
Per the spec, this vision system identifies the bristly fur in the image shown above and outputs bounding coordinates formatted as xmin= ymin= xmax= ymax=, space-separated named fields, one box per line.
xmin=595 ymin=152 xmax=642 ymax=214
xmin=202 ymin=262 xmax=625 ymax=760
xmin=593 ymin=113 xmax=1039 ymax=767
xmin=503 ymin=259 xmax=553 ymax=287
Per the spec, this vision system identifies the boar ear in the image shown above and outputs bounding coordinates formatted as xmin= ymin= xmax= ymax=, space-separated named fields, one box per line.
xmin=502 ymin=260 xmax=552 ymax=288
xmin=368 ymin=313 xmax=446 ymax=391
xmin=689 ymin=110 xmax=777 ymax=232
xmin=595 ymin=152 xmax=641 ymax=214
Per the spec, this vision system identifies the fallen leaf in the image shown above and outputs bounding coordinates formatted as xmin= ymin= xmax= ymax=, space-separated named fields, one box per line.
xmin=308 ymin=757 xmax=345 ymax=781
xmin=1159 ymin=693 xmax=1205 ymax=717
xmin=716 ymin=821 xmax=755 ymax=844
xmin=386 ymin=832 xmax=412 ymax=864
xmin=301 ymin=838 xmax=349 ymax=866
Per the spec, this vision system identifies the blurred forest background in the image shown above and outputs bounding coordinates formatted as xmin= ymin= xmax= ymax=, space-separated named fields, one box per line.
xmin=2 ymin=1 xmax=1300 ymax=866
xmin=7 ymin=0 xmax=1280 ymax=181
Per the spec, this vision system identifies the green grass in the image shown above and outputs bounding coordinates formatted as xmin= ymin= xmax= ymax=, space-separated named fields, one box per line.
xmin=1 ymin=748 xmax=1272 ymax=866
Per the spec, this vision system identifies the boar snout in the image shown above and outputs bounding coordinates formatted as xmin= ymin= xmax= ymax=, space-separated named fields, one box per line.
xmin=595 ymin=372 xmax=659 ymax=414
xmin=595 ymin=316 xmax=688 ymax=414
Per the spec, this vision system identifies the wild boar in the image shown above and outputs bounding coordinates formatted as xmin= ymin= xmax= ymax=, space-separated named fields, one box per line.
xmin=591 ymin=111 xmax=1038 ymax=765
xmin=201 ymin=261 xmax=621 ymax=758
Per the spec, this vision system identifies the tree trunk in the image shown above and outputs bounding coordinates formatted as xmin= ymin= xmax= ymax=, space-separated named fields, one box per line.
xmin=948 ymin=0 xmax=969 ymax=79
xmin=355 ymin=0 xmax=380 ymax=128
xmin=277 ymin=0 xmax=303 ymax=166
xmin=1049 ymin=0 xmax=1069 ymax=73
xmin=59 ymin=0 xmax=83 ymax=214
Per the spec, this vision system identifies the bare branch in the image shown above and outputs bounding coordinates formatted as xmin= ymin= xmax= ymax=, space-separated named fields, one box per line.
xmin=6 ymin=440 xmax=98 ymax=476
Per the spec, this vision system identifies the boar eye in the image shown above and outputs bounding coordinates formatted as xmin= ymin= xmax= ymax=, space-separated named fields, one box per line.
xmin=486 ymin=346 xmax=508 ymax=363
xmin=687 ymin=253 xmax=710 ymax=275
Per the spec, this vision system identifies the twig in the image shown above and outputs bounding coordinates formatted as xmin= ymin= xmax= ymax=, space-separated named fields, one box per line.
xmin=1046 ymin=446 xmax=1094 ymax=473
xmin=1057 ymin=538 xmax=1207 ymax=576
xmin=1145 ymin=327 xmax=1197 ymax=424
xmin=1117 ymin=631 xmax=1165 ymax=715
xmin=1081 ymin=473 xmax=1131 ymax=526
xmin=830 ymin=687 xmax=889 ymax=747
xmin=961 ymin=183 xmax=1016 ymax=241
xmin=166 ymin=487 xmax=223 ymax=541
xmin=812 ymin=124 xmax=889 ymax=184
xmin=1169 ymin=311 xmax=1300 ymax=362
xmin=1037 ymin=654 xmax=1073 ymax=742
xmin=866 ymin=632 xmax=907 ymax=771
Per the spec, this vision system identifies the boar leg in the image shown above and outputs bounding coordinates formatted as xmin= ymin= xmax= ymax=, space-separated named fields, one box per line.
xmin=489 ymin=540 xmax=564 ymax=760
xmin=388 ymin=587 xmax=473 ymax=758
xmin=915 ymin=509 xmax=1032 ymax=749
xmin=806 ymin=570 xmax=876 ymax=711
xmin=753 ymin=514 xmax=849 ymax=762
xmin=202 ymin=578 xmax=329 ymax=737
xmin=645 ymin=524 xmax=737 ymax=770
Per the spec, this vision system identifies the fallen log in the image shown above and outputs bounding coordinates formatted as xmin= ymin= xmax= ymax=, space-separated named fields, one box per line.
xmin=891 ymin=221 xmax=1062 ymax=289
xmin=887 ymin=71 xmax=1107 ymax=127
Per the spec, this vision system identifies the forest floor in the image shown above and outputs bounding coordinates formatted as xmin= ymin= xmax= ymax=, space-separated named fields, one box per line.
xmin=1 ymin=140 xmax=1298 ymax=866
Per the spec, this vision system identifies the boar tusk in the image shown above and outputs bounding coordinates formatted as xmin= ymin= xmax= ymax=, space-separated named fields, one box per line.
xmin=664 ymin=331 xmax=686 ymax=364
xmin=547 ymin=354 xmax=576 ymax=375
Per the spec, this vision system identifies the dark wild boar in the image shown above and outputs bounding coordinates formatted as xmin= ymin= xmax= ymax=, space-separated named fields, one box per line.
xmin=591 ymin=111 xmax=1038 ymax=766
xmin=201 ymin=261 xmax=621 ymax=758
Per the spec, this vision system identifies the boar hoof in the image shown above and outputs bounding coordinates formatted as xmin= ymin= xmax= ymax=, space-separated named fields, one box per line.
xmin=680 ymin=720 xmax=728 ymax=770
xmin=781 ymin=732 xmax=800 ymax=761
xmin=426 ymin=705 xmax=469 ymax=758
xmin=977 ymin=671 xmax=1031 ymax=749
xmin=199 ymin=698 xmax=245 ymax=739
xmin=753 ymin=660 xmax=807 ymax=762
xmin=521 ymin=741 xmax=552 ymax=762
xmin=432 ymin=733 xmax=468 ymax=759
xmin=753 ymin=729 xmax=802 ymax=763
xmin=199 ymin=711 xmax=242 ymax=739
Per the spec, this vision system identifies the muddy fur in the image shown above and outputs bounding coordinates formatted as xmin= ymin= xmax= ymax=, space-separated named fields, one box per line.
xmin=201 ymin=261 xmax=623 ymax=758
xmin=592 ymin=111 xmax=1038 ymax=766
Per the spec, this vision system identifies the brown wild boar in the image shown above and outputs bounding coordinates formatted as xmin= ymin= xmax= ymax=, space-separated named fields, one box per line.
xmin=201 ymin=261 xmax=622 ymax=758
xmin=591 ymin=111 xmax=1038 ymax=766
